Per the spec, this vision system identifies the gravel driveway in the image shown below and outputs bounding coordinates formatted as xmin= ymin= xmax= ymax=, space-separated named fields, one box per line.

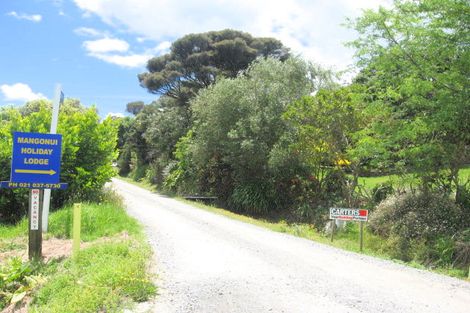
xmin=112 ymin=178 xmax=470 ymax=313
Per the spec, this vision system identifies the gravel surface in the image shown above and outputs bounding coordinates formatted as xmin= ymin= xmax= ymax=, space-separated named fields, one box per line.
xmin=112 ymin=178 xmax=470 ymax=313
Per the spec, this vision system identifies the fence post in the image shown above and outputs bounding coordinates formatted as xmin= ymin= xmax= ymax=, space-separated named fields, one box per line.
xmin=72 ymin=203 xmax=82 ymax=258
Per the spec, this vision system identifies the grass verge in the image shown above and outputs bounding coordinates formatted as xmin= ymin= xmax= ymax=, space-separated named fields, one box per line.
xmin=0 ymin=189 xmax=156 ymax=312
xmin=30 ymin=238 xmax=155 ymax=313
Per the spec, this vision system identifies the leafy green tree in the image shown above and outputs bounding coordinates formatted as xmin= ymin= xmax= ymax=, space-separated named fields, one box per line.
xmin=116 ymin=116 xmax=134 ymax=176
xmin=348 ymin=0 xmax=470 ymax=191
xmin=283 ymin=86 xmax=364 ymax=208
xmin=119 ymin=30 xmax=290 ymax=185
xmin=118 ymin=96 xmax=190 ymax=183
xmin=138 ymin=29 xmax=289 ymax=106
xmin=174 ymin=57 xmax=333 ymax=213
xmin=126 ymin=101 xmax=145 ymax=115
xmin=56 ymin=102 xmax=118 ymax=203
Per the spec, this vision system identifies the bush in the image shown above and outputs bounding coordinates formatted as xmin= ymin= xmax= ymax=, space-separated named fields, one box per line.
xmin=371 ymin=182 xmax=394 ymax=204
xmin=0 ymin=258 xmax=44 ymax=310
xmin=370 ymin=191 xmax=465 ymax=265
xmin=229 ymin=181 xmax=280 ymax=215
xmin=453 ymin=230 xmax=470 ymax=270
xmin=294 ymin=203 xmax=329 ymax=228
xmin=369 ymin=191 xmax=462 ymax=240
xmin=456 ymin=183 xmax=470 ymax=229
xmin=290 ymin=170 xmax=349 ymax=226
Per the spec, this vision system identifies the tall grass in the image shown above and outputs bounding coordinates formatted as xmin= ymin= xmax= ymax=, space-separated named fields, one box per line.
xmin=0 ymin=189 xmax=156 ymax=312
xmin=47 ymin=202 xmax=141 ymax=241
xmin=31 ymin=240 xmax=155 ymax=313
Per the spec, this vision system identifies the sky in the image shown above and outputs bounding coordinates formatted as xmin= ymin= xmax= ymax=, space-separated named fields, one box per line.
xmin=0 ymin=0 xmax=390 ymax=117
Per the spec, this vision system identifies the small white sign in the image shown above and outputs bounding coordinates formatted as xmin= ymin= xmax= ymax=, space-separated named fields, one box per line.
xmin=31 ymin=189 xmax=40 ymax=230
xmin=329 ymin=207 xmax=368 ymax=222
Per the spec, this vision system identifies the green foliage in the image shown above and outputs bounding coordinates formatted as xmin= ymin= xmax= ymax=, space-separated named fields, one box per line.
xmin=56 ymin=106 xmax=118 ymax=204
xmin=163 ymin=130 xmax=200 ymax=194
xmin=30 ymin=240 xmax=156 ymax=313
xmin=139 ymin=29 xmax=289 ymax=105
xmin=179 ymin=56 xmax=332 ymax=213
xmin=348 ymin=0 xmax=470 ymax=189
xmin=1 ymin=192 xmax=156 ymax=312
xmin=119 ymin=98 xmax=189 ymax=185
xmin=0 ymin=189 xmax=140 ymax=242
xmin=48 ymin=202 xmax=141 ymax=242
xmin=125 ymin=101 xmax=144 ymax=115
xmin=370 ymin=192 xmax=463 ymax=240
xmin=0 ymin=99 xmax=118 ymax=223
xmin=0 ymin=258 xmax=45 ymax=309
xmin=116 ymin=116 xmax=134 ymax=176
xmin=456 ymin=182 xmax=470 ymax=217
xmin=229 ymin=181 xmax=279 ymax=214
xmin=371 ymin=182 xmax=395 ymax=204
xmin=283 ymin=85 xmax=366 ymax=216
xmin=453 ymin=230 xmax=470 ymax=270
xmin=370 ymin=191 xmax=465 ymax=264
xmin=283 ymin=87 xmax=361 ymax=170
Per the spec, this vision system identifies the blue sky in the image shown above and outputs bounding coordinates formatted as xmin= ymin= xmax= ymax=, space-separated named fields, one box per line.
xmin=0 ymin=0 xmax=388 ymax=117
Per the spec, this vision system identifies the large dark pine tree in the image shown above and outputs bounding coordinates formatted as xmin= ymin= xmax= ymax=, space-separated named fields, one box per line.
xmin=138 ymin=29 xmax=289 ymax=106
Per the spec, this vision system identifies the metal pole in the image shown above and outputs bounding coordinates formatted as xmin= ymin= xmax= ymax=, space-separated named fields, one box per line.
xmin=29 ymin=189 xmax=43 ymax=260
xmin=42 ymin=84 xmax=62 ymax=232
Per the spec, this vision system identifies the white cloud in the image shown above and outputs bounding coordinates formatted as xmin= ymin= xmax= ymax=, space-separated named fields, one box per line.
xmin=74 ymin=27 xmax=107 ymax=37
xmin=73 ymin=0 xmax=391 ymax=71
xmin=107 ymin=112 xmax=125 ymax=118
xmin=152 ymin=41 xmax=171 ymax=54
xmin=7 ymin=11 xmax=42 ymax=22
xmin=1 ymin=83 xmax=46 ymax=102
xmin=339 ymin=0 xmax=391 ymax=12
xmin=89 ymin=53 xmax=151 ymax=68
xmin=81 ymin=36 xmax=151 ymax=68
xmin=83 ymin=37 xmax=129 ymax=53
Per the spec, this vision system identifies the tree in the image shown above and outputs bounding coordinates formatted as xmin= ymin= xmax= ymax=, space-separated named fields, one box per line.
xmin=348 ymin=0 xmax=470 ymax=191
xmin=171 ymin=57 xmax=333 ymax=213
xmin=283 ymin=86 xmax=365 ymax=207
xmin=126 ymin=101 xmax=145 ymax=115
xmin=138 ymin=29 xmax=289 ymax=106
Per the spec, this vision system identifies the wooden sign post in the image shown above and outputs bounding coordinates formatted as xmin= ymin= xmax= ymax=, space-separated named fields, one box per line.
xmin=29 ymin=189 xmax=43 ymax=260
xmin=0 ymin=132 xmax=67 ymax=260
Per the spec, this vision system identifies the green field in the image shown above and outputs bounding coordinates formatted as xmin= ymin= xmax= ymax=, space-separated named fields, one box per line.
xmin=358 ymin=166 xmax=470 ymax=190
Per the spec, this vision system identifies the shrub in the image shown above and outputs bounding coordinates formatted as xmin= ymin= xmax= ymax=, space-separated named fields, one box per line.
xmin=456 ymin=183 xmax=470 ymax=229
xmin=229 ymin=181 xmax=279 ymax=215
xmin=453 ymin=230 xmax=470 ymax=270
xmin=371 ymin=182 xmax=394 ymax=204
xmin=369 ymin=191 xmax=462 ymax=240
xmin=0 ymin=258 xmax=44 ymax=310
xmin=370 ymin=191 xmax=465 ymax=265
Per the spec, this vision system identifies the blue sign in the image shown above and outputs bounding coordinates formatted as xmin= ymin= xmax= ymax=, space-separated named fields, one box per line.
xmin=11 ymin=132 xmax=62 ymax=184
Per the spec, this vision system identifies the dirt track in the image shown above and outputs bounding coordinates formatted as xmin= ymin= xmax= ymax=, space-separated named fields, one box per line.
xmin=113 ymin=178 xmax=470 ymax=313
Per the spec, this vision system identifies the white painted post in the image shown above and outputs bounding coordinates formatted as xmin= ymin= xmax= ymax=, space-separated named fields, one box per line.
xmin=42 ymin=84 xmax=62 ymax=232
